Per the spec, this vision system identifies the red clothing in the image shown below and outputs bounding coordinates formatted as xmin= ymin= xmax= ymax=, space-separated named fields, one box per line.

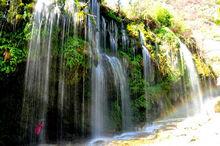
xmin=34 ymin=122 xmax=44 ymax=136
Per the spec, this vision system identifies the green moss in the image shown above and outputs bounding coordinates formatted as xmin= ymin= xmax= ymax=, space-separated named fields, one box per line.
xmin=106 ymin=9 xmax=122 ymax=23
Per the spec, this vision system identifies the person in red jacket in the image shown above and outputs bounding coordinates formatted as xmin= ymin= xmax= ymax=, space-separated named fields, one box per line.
xmin=34 ymin=121 xmax=45 ymax=136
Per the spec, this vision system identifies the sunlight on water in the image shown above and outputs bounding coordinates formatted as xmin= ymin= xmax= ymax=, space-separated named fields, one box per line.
xmin=35 ymin=0 xmax=54 ymax=12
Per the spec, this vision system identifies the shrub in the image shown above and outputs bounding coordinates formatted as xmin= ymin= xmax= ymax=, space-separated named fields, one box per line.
xmin=0 ymin=44 xmax=26 ymax=73
xmin=154 ymin=6 xmax=173 ymax=27
xmin=63 ymin=36 xmax=87 ymax=70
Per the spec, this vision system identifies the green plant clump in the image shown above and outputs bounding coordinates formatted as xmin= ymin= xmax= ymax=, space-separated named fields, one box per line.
xmin=63 ymin=36 xmax=87 ymax=70
xmin=0 ymin=35 xmax=27 ymax=74
xmin=106 ymin=9 xmax=122 ymax=23
xmin=154 ymin=6 xmax=173 ymax=27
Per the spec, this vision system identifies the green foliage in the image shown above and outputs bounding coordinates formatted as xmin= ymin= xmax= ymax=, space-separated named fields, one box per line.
xmin=215 ymin=8 xmax=220 ymax=25
xmin=215 ymin=1 xmax=220 ymax=25
xmin=23 ymin=22 xmax=32 ymax=41
xmin=0 ymin=0 xmax=7 ymax=17
xmin=155 ymin=27 xmax=178 ymax=47
xmin=119 ymin=51 xmax=146 ymax=122
xmin=170 ymin=17 xmax=187 ymax=35
xmin=154 ymin=6 xmax=173 ymax=27
xmin=0 ymin=0 xmax=34 ymax=25
xmin=120 ymin=52 xmax=145 ymax=96
xmin=153 ymin=27 xmax=183 ymax=82
xmin=106 ymin=9 xmax=122 ymax=22
xmin=194 ymin=55 xmax=214 ymax=77
xmin=22 ymin=2 xmax=34 ymax=21
xmin=127 ymin=22 xmax=145 ymax=38
xmin=132 ymin=95 xmax=146 ymax=122
xmin=0 ymin=0 xmax=33 ymax=75
xmin=0 ymin=44 xmax=26 ymax=74
xmin=126 ymin=22 xmax=156 ymax=43
xmin=146 ymin=83 xmax=166 ymax=101
xmin=0 ymin=29 xmax=28 ymax=74
xmin=111 ymin=101 xmax=122 ymax=130
xmin=63 ymin=36 xmax=87 ymax=70
xmin=7 ymin=0 xmax=24 ymax=24
xmin=129 ymin=57 xmax=145 ymax=95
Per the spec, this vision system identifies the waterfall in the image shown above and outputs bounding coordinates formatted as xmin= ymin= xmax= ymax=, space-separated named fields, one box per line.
xmin=106 ymin=56 xmax=132 ymax=131
xmin=89 ymin=0 xmax=132 ymax=137
xmin=179 ymin=41 xmax=203 ymax=115
xmin=91 ymin=62 xmax=107 ymax=136
xmin=139 ymin=31 xmax=153 ymax=83
xmin=101 ymin=16 xmax=107 ymax=50
xmin=121 ymin=24 xmax=129 ymax=50
xmin=139 ymin=31 xmax=154 ymax=120
xmin=142 ymin=46 xmax=152 ymax=83
xmin=109 ymin=21 xmax=118 ymax=53
xmin=22 ymin=0 xmax=86 ymax=143
xmin=88 ymin=0 xmax=106 ymax=137
xmin=21 ymin=0 xmax=133 ymax=142
xmin=22 ymin=0 xmax=60 ymax=143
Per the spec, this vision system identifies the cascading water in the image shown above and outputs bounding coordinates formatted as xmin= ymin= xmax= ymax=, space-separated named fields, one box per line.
xmin=62 ymin=0 xmax=85 ymax=139
xmin=88 ymin=0 xmax=107 ymax=137
xmin=139 ymin=31 xmax=154 ymax=120
xmin=22 ymin=0 xmax=60 ymax=143
xmin=21 ymin=0 xmax=133 ymax=142
xmin=121 ymin=24 xmax=129 ymax=50
xmin=101 ymin=16 xmax=107 ymax=50
xmin=89 ymin=0 xmax=132 ymax=138
xmin=106 ymin=56 xmax=132 ymax=131
xmin=22 ymin=0 xmax=87 ymax=143
xmin=139 ymin=31 xmax=153 ymax=84
xmin=91 ymin=62 xmax=107 ymax=137
xmin=2 ymin=0 xmax=216 ymax=145
xmin=108 ymin=21 xmax=118 ymax=53
xmin=179 ymin=41 xmax=203 ymax=115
